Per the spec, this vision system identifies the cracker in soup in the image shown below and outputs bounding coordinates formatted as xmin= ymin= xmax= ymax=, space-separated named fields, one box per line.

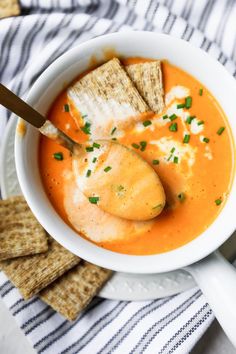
xmin=67 ymin=58 xmax=151 ymax=139
xmin=126 ymin=60 xmax=164 ymax=113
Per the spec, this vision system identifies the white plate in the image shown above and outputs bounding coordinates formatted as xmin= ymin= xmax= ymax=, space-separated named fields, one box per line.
xmin=1 ymin=117 xmax=235 ymax=301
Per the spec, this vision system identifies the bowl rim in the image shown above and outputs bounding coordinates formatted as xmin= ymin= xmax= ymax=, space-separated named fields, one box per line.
xmin=15 ymin=31 xmax=236 ymax=274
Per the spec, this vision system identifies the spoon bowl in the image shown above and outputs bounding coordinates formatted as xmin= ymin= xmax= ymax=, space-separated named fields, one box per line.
xmin=0 ymin=83 xmax=165 ymax=221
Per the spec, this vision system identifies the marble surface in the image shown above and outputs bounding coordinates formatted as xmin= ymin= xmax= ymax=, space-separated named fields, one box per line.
xmin=0 ymin=299 xmax=34 ymax=354
xmin=0 ymin=298 xmax=235 ymax=354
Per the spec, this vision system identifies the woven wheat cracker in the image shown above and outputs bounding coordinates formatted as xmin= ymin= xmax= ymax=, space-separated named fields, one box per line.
xmin=0 ymin=196 xmax=48 ymax=261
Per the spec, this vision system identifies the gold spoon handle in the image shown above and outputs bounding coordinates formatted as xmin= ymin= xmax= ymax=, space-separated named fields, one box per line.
xmin=0 ymin=83 xmax=46 ymax=128
xmin=0 ymin=83 xmax=76 ymax=152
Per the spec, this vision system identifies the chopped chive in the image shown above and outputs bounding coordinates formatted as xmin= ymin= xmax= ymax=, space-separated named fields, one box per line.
xmin=93 ymin=142 xmax=100 ymax=149
xmin=169 ymin=114 xmax=177 ymax=121
xmin=53 ymin=152 xmax=63 ymax=161
xmin=163 ymin=114 xmax=168 ymax=120
xmin=143 ymin=120 xmax=152 ymax=127
xmin=132 ymin=143 xmax=140 ymax=149
xmin=178 ymin=192 xmax=186 ymax=202
xmin=140 ymin=141 xmax=147 ymax=151
xmin=167 ymin=154 xmax=173 ymax=162
xmin=152 ymin=204 xmax=163 ymax=210
xmin=170 ymin=147 xmax=175 ymax=153
xmin=174 ymin=156 xmax=179 ymax=164
xmin=64 ymin=104 xmax=69 ymax=112
xmin=88 ymin=196 xmax=99 ymax=204
xmin=117 ymin=185 xmax=124 ymax=191
xmin=198 ymin=120 xmax=204 ymax=125
xmin=104 ymin=166 xmax=112 ymax=173
xmin=81 ymin=113 xmax=88 ymax=119
xmin=92 ymin=157 xmax=97 ymax=163
xmin=199 ymin=88 xmax=203 ymax=96
xmin=215 ymin=198 xmax=222 ymax=206
xmin=81 ymin=121 xmax=91 ymax=135
xmin=183 ymin=134 xmax=190 ymax=144
xmin=217 ymin=127 xmax=225 ymax=135
xmin=86 ymin=146 xmax=94 ymax=152
xmin=177 ymin=103 xmax=185 ymax=109
xmin=186 ymin=116 xmax=195 ymax=124
xmin=185 ymin=96 xmax=192 ymax=109
xmin=111 ymin=127 xmax=117 ymax=135
xmin=86 ymin=169 xmax=91 ymax=177
xmin=169 ymin=122 xmax=178 ymax=132
xmin=152 ymin=159 xmax=159 ymax=165
xmin=112 ymin=137 xmax=117 ymax=141
xmin=203 ymin=137 xmax=210 ymax=143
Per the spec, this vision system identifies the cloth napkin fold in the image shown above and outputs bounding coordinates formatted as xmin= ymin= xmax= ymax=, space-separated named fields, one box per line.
xmin=1 ymin=0 xmax=236 ymax=353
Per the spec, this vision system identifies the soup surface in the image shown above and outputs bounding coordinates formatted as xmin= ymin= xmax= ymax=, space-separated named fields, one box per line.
xmin=39 ymin=58 xmax=234 ymax=255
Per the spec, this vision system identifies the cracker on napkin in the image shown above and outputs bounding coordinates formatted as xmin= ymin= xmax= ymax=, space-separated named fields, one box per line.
xmin=0 ymin=196 xmax=48 ymax=261
xmin=1 ymin=237 xmax=80 ymax=299
xmin=67 ymin=57 xmax=150 ymax=139
xmin=126 ymin=60 xmax=164 ymax=113
xmin=40 ymin=261 xmax=112 ymax=321
xmin=0 ymin=0 xmax=20 ymax=19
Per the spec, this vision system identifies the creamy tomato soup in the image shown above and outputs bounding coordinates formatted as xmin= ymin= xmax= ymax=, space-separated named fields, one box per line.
xmin=39 ymin=58 xmax=234 ymax=255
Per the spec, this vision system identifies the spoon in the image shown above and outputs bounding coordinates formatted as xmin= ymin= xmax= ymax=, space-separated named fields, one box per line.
xmin=0 ymin=83 xmax=166 ymax=221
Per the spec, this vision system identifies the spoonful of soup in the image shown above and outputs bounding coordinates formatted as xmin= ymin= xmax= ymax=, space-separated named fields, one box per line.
xmin=0 ymin=83 xmax=166 ymax=221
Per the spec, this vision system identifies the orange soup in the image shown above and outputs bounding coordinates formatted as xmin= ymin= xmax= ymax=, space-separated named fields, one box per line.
xmin=39 ymin=58 xmax=234 ymax=255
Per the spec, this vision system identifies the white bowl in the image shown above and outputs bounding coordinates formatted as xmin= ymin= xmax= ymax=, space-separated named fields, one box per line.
xmin=15 ymin=31 xmax=236 ymax=274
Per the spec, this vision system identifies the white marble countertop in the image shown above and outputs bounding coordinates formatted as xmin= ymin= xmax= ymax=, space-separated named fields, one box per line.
xmin=1 ymin=298 xmax=236 ymax=354
xmin=0 ymin=299 xmax=34 ymax=354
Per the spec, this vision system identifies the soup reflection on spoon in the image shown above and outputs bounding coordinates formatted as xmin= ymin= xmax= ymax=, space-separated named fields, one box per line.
xmin=0 ymin=83 xmax=166 ymax=221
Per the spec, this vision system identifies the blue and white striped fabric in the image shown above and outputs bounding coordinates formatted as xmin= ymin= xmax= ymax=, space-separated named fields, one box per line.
xmin=1 ymin=0 xmax=236 ymax=352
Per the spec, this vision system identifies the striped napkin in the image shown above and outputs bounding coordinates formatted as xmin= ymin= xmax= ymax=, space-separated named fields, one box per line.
xmin=1 ymin=0 xmax=236 ymax=353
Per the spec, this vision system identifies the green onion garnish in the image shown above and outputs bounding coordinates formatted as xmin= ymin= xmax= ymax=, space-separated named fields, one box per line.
xmin=112 ymin=138 xmax=117 ymax=141
xmin=86 ymin=146 xmax=94 ymax=152
xmin=217 ymin=127 xmax=225 ymax=135
xmin=203 ymin=137 xmax=210 ymax=143
xmin=215 ymin=198 xmax=222 ymax=206
xmin=185 ymin=96 xmax=192 ymax=109
xmin=88 ymin=196 xmax=99 ymax=204
xmin=199 ymin=88 xmax=203 ymax=96
xmin=92 ymin=157 xmax=97 ymax=163
xmin=93 ymin=142 xmax=100 ymax=149
xmin=143 ymin=120 xmax=152 ymax=127
xmin=140 ymin=141 xmax=147 ymax=151
xmin=152 ymin=204 xmax=163 ymax=210
xmin=64 ymin=104 xmax=69 ymax=112
xmin=178 ymin=192 xmax=186 ymax=202
xmin=117 ymin=185 xmax=125 ymax=192
xmin=104 ymin=166 xmax=112 ymax=173
xmin=183 ymin=134 xmax=190 ymax=144
xmin=198 ymin=120 xmax=204 ymax=125
xmin=152 ymin=159 xmax=159 ymax=165
xmin=177 ymin=103 xmax=185 ymax=109
xmin=163 ymin=115 xmax=168 ymax=120
xmin=170 ymin=147 xmax=175 ymax=153
xmin=132 ymin=143 xmax=140 ymax=149
xmin=86 ymin=169 xmax=91 ymax=177
xmin=169 ymin=123 xmax=178 ymax=132
xmin=174 ymin=156 xmax=178 ymax=164
xmin=53 ymin=152 xmax=63 ymax=161
xmin=186 ymin=116 xmax=195 ymax=124
xmin=81 ymin=122 xmax=91 ymax=135
xmin=167 ymin=154 xmax=173 ymax=162
xmin=111 ymin=127 xmax=117 ymax=135
xmin=169 ymin=114 xmax=177 ymax=121
xmin=81 ymin=113 xmax=88 ymax=119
